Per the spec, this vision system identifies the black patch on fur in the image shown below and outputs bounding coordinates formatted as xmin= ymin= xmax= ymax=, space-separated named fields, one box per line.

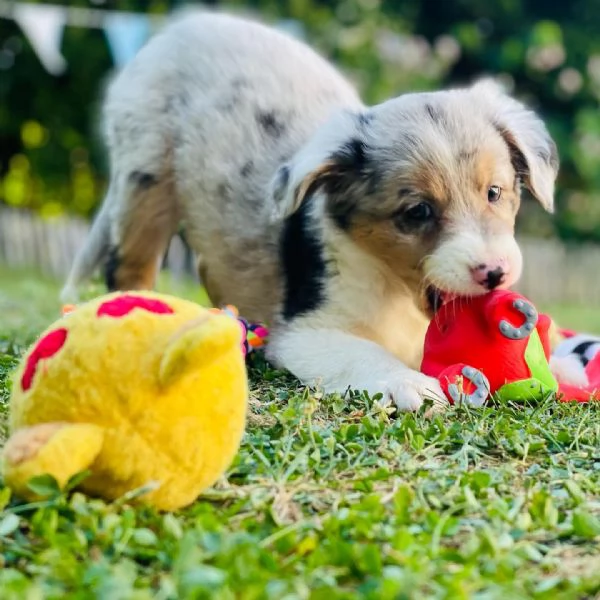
xmin=333 ymin=138 xmax=368 ymax=170
xmin=280 ymin=196 xmax=326 ymax=321
xmin=494 ymin=123 xmax=529 ymax=180
xmin=129 ymin=171 xmax=157 ymax=190
xmin=273 ymin=165 xmax=290 ymax=204
xmin=217 ymin=182 xmax=233 ymax=203
xmin=257 ymin=111 xmax=286 ymax=138
xmin=323 ymin=138 xmax=380 ymax=229
xmin=357 ymin=111 xmax=373 ymax=127
xmin=326 ymin=139 xmax=373 ymax=196
xmin=508 ymin=144 xmax=529 ymax=180
xmin=240 ymin=161 xmax=254 ymax=178
xmin=105 ymin=246 xmax=120 ymax=291
xmin=425 ymin=103 xmax=443 ymax=124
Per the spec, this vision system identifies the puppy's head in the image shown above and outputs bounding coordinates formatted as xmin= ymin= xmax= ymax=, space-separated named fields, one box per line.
xmin=272 ymin=79 xmax=558 ymax=316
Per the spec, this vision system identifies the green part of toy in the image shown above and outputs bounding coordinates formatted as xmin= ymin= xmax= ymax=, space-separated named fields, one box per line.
xmin=524 ymin=328 xmax=558 ymax=391
xmin=495 ymin=378 xmax=555 ymax=403
xmin=495 ymin=329 xmax=558 ymax=403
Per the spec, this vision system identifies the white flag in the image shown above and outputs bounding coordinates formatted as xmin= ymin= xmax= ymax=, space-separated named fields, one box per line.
xmin=13 ymin=3 xmax=67 ymax=75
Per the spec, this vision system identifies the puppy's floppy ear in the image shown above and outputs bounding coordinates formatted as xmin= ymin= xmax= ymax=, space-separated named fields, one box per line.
xmin=471 ymin=78 xmax=559 ymax=213
xmin=268 ymin=109 xmax=373 ymax=223
xmin=269 ymin=157 xmax=337 ymax=222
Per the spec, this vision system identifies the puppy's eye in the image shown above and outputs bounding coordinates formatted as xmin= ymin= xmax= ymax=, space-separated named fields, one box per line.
xmin=488 ymin=185 xmax=502 ymax=203
xmin=404 ymin=201 xmax=434 ymax=222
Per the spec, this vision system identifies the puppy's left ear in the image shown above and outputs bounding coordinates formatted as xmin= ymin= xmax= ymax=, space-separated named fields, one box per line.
xmin=472 ymin=78 xmax=559 ymax=213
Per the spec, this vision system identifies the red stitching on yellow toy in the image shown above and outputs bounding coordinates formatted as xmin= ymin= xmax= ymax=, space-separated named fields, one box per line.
xmin=97 ymin=295 xmax=174 ymax=318
xmin=22 ymin=328 xmax=68 ymax=391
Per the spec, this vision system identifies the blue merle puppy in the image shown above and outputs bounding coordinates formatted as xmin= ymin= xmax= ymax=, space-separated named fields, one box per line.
xmin=62 ymin=10 xmax=559 ymax=412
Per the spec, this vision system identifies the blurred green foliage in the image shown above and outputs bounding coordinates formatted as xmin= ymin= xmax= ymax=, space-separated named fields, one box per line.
xmin=1 ymin=0 xmax=600 ymax=241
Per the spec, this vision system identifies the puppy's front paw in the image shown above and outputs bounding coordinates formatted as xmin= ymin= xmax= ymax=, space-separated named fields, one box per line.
xmin=379 ymin=371 xmax=448 ymax=413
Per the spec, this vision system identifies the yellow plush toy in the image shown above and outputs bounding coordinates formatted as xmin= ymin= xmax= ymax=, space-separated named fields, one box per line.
xmin=1 ymin=291 xmax=248 ymax=511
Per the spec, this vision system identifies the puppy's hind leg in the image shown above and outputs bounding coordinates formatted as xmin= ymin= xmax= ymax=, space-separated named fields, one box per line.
xmin=105 ymin=170 xmax=180 ymax=293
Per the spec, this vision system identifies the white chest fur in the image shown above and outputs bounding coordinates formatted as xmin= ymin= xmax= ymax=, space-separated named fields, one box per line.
xmin=298 ymin=226 xmax=430 ymax=369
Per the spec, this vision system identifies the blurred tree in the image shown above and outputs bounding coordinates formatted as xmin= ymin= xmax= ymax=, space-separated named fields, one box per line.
xmin=0 ymin=0 xmax=173 ymax=217
xmin=1 ymin=0 xmax=600 ymax=241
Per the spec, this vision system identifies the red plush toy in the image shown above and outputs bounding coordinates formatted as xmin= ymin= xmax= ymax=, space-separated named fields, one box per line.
xmin=421 ymin=289 xmax=600 ymax=406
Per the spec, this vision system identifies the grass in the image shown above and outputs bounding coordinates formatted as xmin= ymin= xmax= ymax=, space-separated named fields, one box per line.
xmin=0 ymin=267 xmax=599 ymax=599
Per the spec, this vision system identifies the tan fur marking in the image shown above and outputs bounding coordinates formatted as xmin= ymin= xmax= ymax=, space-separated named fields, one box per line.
xmin=406 ymin=162 xmax=451 ymax=206
xmin=113 ymin=176 xmax=180 ymax=290
xmin=293 ymin=160 xmax=335 ymax=213
xmin=349 ymin=217 xmax=429 ymax=285
xmin=197 ymin=257 xmax=224 ymax=308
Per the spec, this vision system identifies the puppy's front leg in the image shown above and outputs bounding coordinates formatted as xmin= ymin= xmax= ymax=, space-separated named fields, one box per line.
xmin=267 ymin=328 xmax=448 ymax=412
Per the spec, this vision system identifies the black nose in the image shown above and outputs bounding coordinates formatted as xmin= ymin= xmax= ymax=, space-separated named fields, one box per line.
xmin=485 ymin=267 xmax=505 ymax=290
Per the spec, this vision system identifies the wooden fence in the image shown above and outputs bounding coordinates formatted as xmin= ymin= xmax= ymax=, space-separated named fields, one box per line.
xmin=0 ymin=206 xmax=194 ymax=281
xmin=1 ymin=206 xmax=599 ymax=305
xmin=516 ymin=237 xmax=600 ymax=306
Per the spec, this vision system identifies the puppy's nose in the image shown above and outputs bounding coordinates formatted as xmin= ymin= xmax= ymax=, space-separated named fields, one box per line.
xmin=471 ymin=260 xmax=508 ymax=290
xmin=484 ymin=267 xmax=505 ymax=290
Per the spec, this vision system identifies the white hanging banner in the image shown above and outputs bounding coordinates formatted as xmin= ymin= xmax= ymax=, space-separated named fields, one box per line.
xmin=13 ymin=3 xmax=67 ymax=75
xmin=103 ymin=12 xmax=150 ymax=68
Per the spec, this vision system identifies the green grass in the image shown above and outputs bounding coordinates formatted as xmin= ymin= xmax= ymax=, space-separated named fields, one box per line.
xmin=0 ymin=268 xmax=599 ymax=599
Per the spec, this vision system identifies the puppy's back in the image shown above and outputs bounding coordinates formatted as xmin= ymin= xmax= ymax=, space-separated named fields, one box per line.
xmin=104 ymin=10 xmax=362 ymax=223
xmin=63 ymin=10 xmax=361 ymax=314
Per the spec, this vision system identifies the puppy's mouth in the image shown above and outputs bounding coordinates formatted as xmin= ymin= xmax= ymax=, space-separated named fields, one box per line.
xmin=425 ymin=285 xmax=457 ymax=316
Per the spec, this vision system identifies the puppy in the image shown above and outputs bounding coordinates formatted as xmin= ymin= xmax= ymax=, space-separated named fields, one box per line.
xmin=61 ymin=11 xmax=559 ymax=411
